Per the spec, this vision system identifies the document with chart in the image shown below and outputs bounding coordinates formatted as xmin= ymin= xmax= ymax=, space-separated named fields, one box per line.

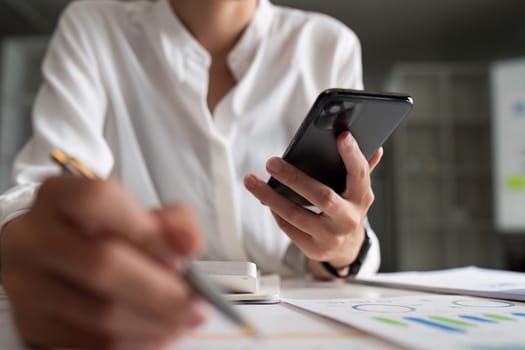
xmin=285 ymin=294 xmax=525 ymax=350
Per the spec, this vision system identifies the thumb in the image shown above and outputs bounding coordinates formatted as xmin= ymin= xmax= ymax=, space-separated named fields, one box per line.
xmin=153 ymin=203 xmax=204 ymax=258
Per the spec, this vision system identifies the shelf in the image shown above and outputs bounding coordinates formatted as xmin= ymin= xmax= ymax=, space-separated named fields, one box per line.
xmin=450 ymin=74 xmax=489 ymax=117
xmin=386 ymin=62 xmax=502 ymax=271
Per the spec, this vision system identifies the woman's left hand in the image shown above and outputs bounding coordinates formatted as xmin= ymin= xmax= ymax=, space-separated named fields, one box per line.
xmin=244 ymin=131 xmax=382 ymax=279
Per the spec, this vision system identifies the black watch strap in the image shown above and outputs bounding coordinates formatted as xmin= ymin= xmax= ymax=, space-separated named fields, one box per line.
xmin=321 ymin=229 xmax=372 ymax=278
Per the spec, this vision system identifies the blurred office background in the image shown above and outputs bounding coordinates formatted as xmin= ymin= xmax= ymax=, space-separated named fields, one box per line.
xmin=1 ymin=0 xmax=525 ymax=272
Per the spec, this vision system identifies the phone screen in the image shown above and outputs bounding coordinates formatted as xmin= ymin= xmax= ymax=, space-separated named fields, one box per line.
xmin=268 ymin=89 xmax=413 ymax=206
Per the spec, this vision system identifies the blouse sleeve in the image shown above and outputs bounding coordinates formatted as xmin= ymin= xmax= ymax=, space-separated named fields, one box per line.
xmin=0 ymin=3 xmax=113 ymax=234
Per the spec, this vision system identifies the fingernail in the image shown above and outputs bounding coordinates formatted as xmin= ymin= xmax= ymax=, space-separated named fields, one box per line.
xmin=267 ymin=158 xmax=283 ymax=174
xmin=344 ymin=132 xmax=355 ymax=148
xmin=244 ymin=174 xmax=258 ymax=190
xmin=189 ymin=301 xmax=209 ymax=327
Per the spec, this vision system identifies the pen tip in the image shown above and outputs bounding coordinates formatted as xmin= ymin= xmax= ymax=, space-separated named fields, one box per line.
xmin=243 ymin=323 xmax=259 ymax=338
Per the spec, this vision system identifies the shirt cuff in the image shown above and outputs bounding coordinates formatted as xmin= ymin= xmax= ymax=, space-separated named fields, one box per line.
xmin=355 ymin=218 xmax=381 ymax=277
xmin=0 ymin=184 xmax=39 ymax=235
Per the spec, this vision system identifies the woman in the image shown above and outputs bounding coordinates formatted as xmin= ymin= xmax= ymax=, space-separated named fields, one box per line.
xmin=0 ymin=0 xmax=382 ymax=348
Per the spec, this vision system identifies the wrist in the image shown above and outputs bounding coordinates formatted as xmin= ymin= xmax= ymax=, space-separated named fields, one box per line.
xmin=321 ymin=226 xmax=371 ymax=279
xmin=326 ymin=225 xmax=366 ymax=268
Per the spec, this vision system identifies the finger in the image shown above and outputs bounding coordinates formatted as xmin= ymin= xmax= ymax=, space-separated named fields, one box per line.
xmin=336 ymin=132 xmax=372 ymax=203
xmin=264 ymin=157 xmax=347 ymax=217
xmin=0 ymin=214 xmax=35 ymax=270
xmin=368 ymin=147 xmax=383 ymax=173
xmin=36 ymin=176 xmax=168 ymax=259
xmin=15 ymin=312 xmax=110 ymax=350
xmin=275 ymin=212 xmax=355 ymax=262
xmin=52 ymin=276 xmax=205 ymax=343
xmin=153 ymin=203 xmax=203 ymax=257
xmin=244 ymin=174 xmax=330 ymax=235
xmin=271 ymin=214 xmax=328 ymax=262
xmin=28 ymin=219 xmax=202 ymax=326
xmin=25 ymin=273 xmax=172 ymax=342
xmin=10 ymin=269 xmax=204 ymax=350
xmin=18 ymin=312 xmax=176 ymax=350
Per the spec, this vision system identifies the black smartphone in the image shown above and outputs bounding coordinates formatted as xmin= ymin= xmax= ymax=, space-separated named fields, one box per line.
xmin=268 ymin=88 xmax=413 ymax=206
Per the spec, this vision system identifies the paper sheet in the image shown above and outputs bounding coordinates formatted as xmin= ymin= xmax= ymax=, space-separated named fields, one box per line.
xmin=356 ymin=266 xmax=525 ymax=301
xmin=285 ymin=294 xmax=525 ymax=350
xmin=174 ymin=303 xmax=394 ymax=350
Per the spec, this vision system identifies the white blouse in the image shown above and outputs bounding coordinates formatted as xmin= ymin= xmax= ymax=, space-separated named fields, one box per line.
xmin=0 ymin=0 xmax=380 ymax=276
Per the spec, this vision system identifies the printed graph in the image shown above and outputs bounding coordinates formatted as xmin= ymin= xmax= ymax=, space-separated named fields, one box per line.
xmin=452 ymin=299 xmax=515 ymax=308
xmin=364 ymin=298 xmax=520 ymax=334
xmin=352 ymin=304 xmax=416 ymax=313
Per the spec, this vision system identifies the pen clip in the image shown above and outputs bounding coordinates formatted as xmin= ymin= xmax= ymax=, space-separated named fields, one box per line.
xmin=51 ymin=149 xmax=99 ymax=179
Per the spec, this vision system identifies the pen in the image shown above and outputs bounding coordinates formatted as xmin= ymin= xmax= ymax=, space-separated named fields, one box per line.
xmin=50 ymin=149 xmax=256 ymax=336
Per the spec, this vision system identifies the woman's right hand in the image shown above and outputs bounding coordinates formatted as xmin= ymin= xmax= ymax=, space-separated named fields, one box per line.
xmin=0 ymin=176 xmax=207 ymax=350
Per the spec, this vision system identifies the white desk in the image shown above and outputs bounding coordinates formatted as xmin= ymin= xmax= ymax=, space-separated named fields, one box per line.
xmin=0 ymin=279 xmax=417 ymax=350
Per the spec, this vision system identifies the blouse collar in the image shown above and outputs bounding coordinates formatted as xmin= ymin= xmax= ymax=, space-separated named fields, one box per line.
xmin=154 ymin=0 xmax=274 ymax=79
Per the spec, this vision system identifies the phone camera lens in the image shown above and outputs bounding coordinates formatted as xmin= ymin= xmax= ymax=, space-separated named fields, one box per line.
xmin=315 ymin=101 xmax=356 ymax=130
xmin=327 ymin=103 xmax=342 ymax=115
